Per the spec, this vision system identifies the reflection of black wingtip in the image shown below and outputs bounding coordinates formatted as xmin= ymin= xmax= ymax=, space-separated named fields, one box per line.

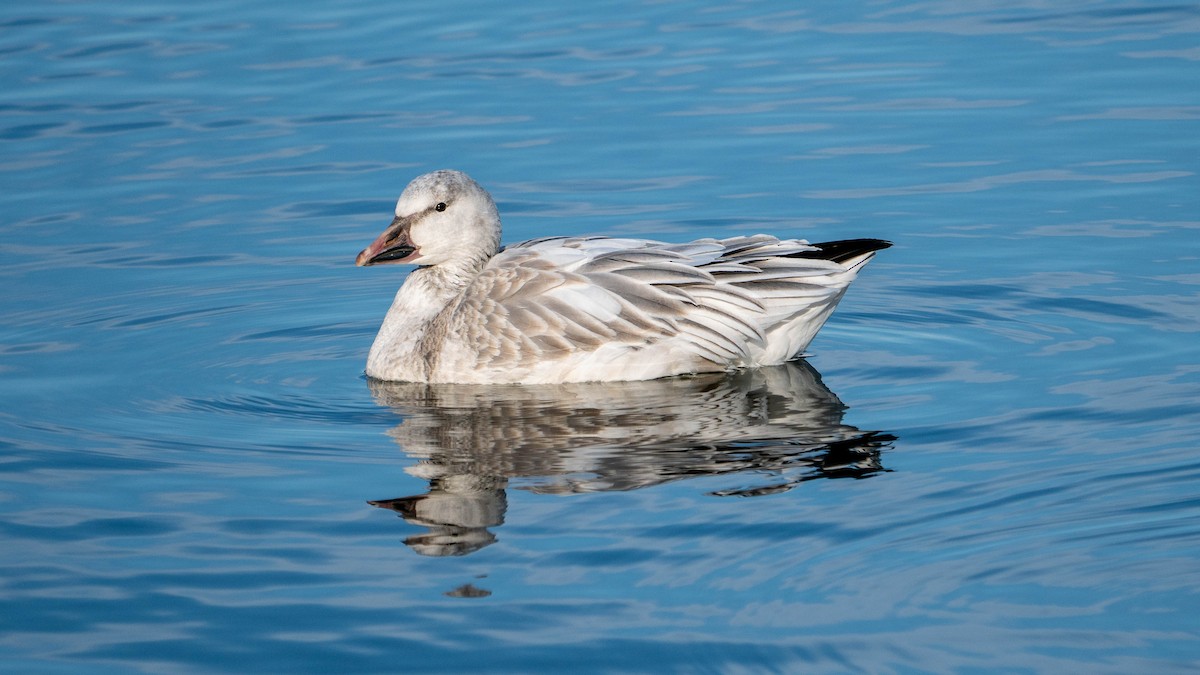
xmin=708 ymin=431 xmax=897 ymax=497
xmin=820 ymin=431 xmax=896 ymax=479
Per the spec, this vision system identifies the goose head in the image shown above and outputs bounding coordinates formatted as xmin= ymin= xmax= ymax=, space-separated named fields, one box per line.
xmin=356 ymin=170 xmax=502 ymax=268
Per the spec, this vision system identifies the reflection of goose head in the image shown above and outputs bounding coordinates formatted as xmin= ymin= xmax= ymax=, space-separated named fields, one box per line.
xmin=367 ymin=361 xmax=894 ymax=556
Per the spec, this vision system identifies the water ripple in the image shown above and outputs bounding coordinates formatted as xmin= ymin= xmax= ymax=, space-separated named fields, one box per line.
xmin=160 ymin=392 xmax=395 ymax=427
xmin=804 ymin=167 xmax=1193 ymax=198
xmin=2 ymin=1 xmax=1200 ymax=671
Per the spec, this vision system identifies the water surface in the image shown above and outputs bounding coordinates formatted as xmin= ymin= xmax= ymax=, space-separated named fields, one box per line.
xmin=2 ymin=1 xmax=1199 ymax=672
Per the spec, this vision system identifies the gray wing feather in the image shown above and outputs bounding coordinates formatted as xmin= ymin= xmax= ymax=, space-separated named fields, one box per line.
xmin=434 ymin=233 xmax=867 ymax=374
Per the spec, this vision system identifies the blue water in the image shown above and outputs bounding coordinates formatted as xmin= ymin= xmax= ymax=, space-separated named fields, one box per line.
xmin=3 ymin=1 xmax=1199 ymax=672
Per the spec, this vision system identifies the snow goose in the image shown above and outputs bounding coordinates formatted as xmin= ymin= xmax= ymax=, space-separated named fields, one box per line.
xmin=356 ymin=170 xmax=889 ymax=384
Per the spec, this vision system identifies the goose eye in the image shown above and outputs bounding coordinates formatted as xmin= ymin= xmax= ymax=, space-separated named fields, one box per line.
xmin=435 ymin=202 xmax=447 ymax=212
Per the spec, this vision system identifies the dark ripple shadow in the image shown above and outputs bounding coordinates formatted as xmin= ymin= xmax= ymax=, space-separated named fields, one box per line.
xmin=988 ymin=4 xmax=1200 ymax=27
xmin=877 ymin=274 xmax=1180 ymax=345
xmin=170 ymin=392 xmax=396 ymax=427
xmin=271 ymin=200 xmax=388 ymax=219
xmin=232 ymin=322 xmax=366 ymax=343
xmin=56 ymin=41 xmax=155 ymax=60
xmin=365 ymin=361 xmax=895 ymax=556
xmin=1 ymin=122 xmax=69 ymax=140
xmin=77 ymin=120 xmax=171 ymax=135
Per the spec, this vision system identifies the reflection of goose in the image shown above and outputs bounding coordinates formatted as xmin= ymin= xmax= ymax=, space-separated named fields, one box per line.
xmin=367 ymin=360 xmax=895 ymax=556
xmin=356 ymin=170 xmax=889 ymax=384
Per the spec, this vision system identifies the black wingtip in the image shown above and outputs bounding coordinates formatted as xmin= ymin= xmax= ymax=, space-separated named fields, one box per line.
xmin=793 ymin=238 xmax=892 ymax=264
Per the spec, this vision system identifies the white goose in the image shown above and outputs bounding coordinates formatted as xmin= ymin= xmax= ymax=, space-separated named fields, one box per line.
xmin=356 ymin=170 xmax=889 ymax=384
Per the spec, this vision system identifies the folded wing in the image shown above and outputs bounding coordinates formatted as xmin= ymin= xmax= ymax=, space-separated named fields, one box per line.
xmin=430 ymin=235 xmax=889 ymax=382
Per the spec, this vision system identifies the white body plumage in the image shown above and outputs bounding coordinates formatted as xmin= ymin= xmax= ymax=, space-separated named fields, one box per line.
xmin=357 ymin=170 xmax=888 ymax=384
